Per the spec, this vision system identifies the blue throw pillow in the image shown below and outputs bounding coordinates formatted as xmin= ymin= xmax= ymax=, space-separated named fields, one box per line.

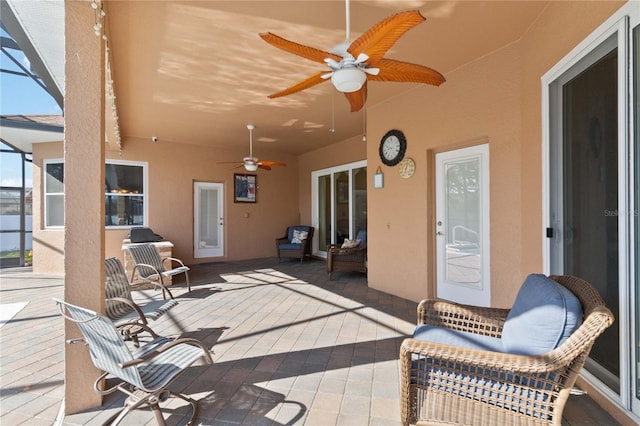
xmin=501 ymin=274 xmax=583 ymax=355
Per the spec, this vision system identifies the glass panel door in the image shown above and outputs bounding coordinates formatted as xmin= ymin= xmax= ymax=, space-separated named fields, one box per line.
xmin=549 ymin=34 xmax=620 ymax=392
xmin=194 ymin=182 xmax=224 ymax=258
xmin=334 ymin=171 xmax=349 ymax=245
xmin=352 ymin=167 xmax=367 ymax=238
xmin=564 ymin=47 xmax=620 ymax=391
xmin=318 ymin=174 xmax=331 ymax=252
xmin=435 ymin=144 xmax=490 ymax=307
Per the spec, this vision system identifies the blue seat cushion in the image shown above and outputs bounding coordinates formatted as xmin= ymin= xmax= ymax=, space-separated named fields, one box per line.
xmin=278 ymin=243 xmax=302 ymax=250
xmin=501 ymin=274 xmax=583 ymax=355
xmin=355 ymin=230 xmax=367 ymax=247
xmin=412 ymin=324 xmax=504 ymax=353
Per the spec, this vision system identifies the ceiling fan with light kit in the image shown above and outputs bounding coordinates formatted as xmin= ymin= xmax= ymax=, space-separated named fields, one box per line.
xmin=260 ymin=0 xmax=445 ymax=112
xmin=218 ymin=125 xmax=286 ymax=172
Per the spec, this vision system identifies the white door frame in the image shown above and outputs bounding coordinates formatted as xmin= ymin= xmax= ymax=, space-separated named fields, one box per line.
xmin=435 ymin=143 xmax=491 ymax=307
xmin=193 ymin=181 xmax=224 ymax=258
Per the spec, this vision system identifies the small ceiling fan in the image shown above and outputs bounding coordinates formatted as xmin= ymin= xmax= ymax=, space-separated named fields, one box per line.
xmin=260 ymin=0 xmax=445 ymax=112
xmin=218 ymin=125 xmax=286 ymax=172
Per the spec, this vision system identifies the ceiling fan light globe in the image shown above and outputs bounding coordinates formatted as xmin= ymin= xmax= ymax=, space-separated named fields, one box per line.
xmin=331 ymin=68 xmax=366 ymax=93
xmin=243 ymin=157 xmax=259 ymax=172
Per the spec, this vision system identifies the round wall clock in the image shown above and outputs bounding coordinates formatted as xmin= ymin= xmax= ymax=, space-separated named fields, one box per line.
xmin=379 ymin=129 xmax=407 ymax=166
xmin=398 ymin=157 xmax=416 ymax=178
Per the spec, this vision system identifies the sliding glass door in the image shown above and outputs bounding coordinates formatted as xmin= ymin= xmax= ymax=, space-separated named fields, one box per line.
xmin=312 ymin=160 xmax=367 ymax=256
xmin=544 ymin=4 xmax=639 ymax=417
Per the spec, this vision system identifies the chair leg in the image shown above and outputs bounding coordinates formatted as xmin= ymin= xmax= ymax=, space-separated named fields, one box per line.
xmin=185 ymin=271 xmax=191 ymax=292
xmin=150 ymin=403 xmax=167 ymax=426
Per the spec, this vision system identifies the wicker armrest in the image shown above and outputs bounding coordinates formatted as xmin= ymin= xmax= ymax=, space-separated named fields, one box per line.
xmin=275 ymin=236 xmax=289 ymax=244
xmin=417 ymin=299 xmax=509 ymax=338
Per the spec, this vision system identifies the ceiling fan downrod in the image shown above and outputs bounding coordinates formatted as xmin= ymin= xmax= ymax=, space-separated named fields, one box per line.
xmin=344 ymin=0 xmax=351 ymax=45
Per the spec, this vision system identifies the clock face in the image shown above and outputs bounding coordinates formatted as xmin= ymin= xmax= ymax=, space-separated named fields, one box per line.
xmin=398 ymin=158 xmax=416 ymax=178
xmin=379 ymin=129 xmax=407 ymax=166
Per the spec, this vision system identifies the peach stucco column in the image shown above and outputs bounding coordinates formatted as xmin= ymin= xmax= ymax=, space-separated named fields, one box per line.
xmin=63 ymin=0 xmax=106 ymax=413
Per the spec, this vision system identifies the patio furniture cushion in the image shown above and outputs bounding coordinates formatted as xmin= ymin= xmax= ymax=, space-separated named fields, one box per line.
xmin=412 ymin=324 xmax=504 ymax=353
xmin=355 ymin=229 xmax=367 ymax=247
xmin=287 ymin=226 xmax=312 ymax=243
xmin=291 ymin=229 xmax=309 ymax=244
xmin=279 ymin=243 xmax=304 ymax=250
xmin=501 ymin=273 xmax=583 ymax=355
xmin=341 ymin=239 xmax=360 ymax=248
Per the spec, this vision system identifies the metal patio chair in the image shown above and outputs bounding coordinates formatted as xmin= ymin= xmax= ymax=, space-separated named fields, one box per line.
xmin=105 ymin=257 xmax=178 ymax=345
xmin=126 ymin=243 xmax=191 ymax=297
xmin=55 ymin=298 xmax=212 ymax=426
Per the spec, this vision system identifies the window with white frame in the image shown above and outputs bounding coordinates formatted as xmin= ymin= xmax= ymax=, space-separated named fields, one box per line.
xmin=44 ymin=160 xmax=64 ymax=228
xmin=43 ymin=160 xmax=147 ymax=228
xmin=105 ymin=161 xmax=147 ymax=227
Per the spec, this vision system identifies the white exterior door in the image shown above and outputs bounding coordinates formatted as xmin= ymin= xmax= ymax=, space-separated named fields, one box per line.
xmin=435 ymin=144 xmax=490 ymax=306
xmin=194 ymin=182 xmax=224 ymax=258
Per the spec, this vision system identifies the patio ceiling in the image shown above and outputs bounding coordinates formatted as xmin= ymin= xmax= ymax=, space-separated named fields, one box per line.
xmin=105 ymin=1 xmax=551 ymax=155
xmin=6 ymin=1 xmax=551 ymax=156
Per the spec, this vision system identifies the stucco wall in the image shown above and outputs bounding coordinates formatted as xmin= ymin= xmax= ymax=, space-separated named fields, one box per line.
xmin=32 ymin=137 xmax=299 ymax=269
xmin=365 ymin=0 xmax=624 ymax=306
xmin=366 ymin=42 xmax=522 ymax=306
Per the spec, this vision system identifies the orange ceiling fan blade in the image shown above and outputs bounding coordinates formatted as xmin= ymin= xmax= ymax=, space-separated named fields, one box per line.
xmin=260 ymin=160 xmax=287 ymax=167
xmin=258 ymin=164 xmax=272 ymax=171
xmin=217 ymin=161 xmax=243 ymax=166
xmin=369 ymin=58 xmax=445 ymax=86
xmin=268 ymin=71 xmax=329 ymax=99
xmin=260 ymin=32 xmax=341 ymax=64
xmin=348 ymin=10 xmax=425 ymax=64
xmin=343 ymin=81 xmax=367 ymax=112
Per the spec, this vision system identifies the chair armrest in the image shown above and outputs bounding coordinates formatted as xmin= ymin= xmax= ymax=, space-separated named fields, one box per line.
xmin=120 ymin=337 xmax=213 ymax=368
xmin=130 ymin=263 xmax=175 ymax=299
xmin=417 ymin=299 xmax=509 ymax=338
xmin=162 ymin=256 xmax=188 ymax=269
xmin=275 ymin=236 xmax=289 ymax=244
xmin=399 ymin=338 xmax=564 ymax=377
xmin=105 ymin=297 xmax=148 ymax=324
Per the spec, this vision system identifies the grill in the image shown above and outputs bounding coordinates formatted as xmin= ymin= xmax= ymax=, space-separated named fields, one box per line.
xmin=127 ymin=227 xmax=163 ymax=243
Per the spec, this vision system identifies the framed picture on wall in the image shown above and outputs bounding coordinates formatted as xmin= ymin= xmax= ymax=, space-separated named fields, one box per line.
xmin=234 ymin=174 xmax=257 ymax=203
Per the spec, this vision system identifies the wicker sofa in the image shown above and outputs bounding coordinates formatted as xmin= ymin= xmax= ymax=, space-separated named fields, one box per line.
xmin=399 ymin=274 xmax=614 ymax=426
